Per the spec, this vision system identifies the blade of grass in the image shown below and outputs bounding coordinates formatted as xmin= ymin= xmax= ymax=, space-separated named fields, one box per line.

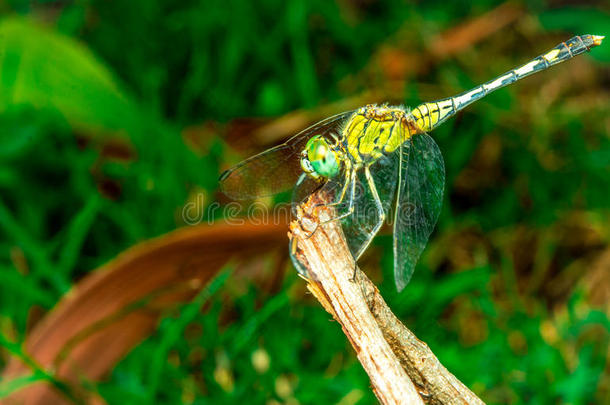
xmin=145 ymin=270 xmax=231 ymax=401
xmin=0 ymin=198 xmax=68 ymax=294
xmin=56 ymin=195 xmax=102 ymax=276
xmin=0 ymin=333 xmax=82 ymax=404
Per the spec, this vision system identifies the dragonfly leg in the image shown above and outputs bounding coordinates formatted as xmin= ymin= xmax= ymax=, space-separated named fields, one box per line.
xmin=350 ymin=261 xmax=358 ymax=282
xmin=289 ymin=237 xmax=309 ymax=277
xmin=348 ymin=166 xmax=386 ymax=283
xmin=312 ymin=165 xmax=352 ymax=211
xmin=317 ymin=169 xmax=357 ymax=223
xmin=304 ymin=169 xmax=357 ymax=239
xmin=353 ymin=165 xmax=386 ymax=260
xmin=365 ymin=166 xmax=386 ymax=227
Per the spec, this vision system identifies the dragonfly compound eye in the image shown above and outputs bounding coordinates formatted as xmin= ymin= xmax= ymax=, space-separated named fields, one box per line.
xmin=300 ymin=150 xmax=318 ymax=179
xmin=304 ymin=135 xmax=339 ymax=178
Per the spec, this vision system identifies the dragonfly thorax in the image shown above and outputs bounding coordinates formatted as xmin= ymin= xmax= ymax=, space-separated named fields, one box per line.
xmin=344 ymin=105 xmax=421 ymax=163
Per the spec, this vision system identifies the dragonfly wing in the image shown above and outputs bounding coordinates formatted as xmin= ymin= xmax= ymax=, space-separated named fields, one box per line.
xmin=342 ymin=150 xmax=400 ymax=261
xmin=393 ymin=133 xmax=445 ymax=291
xmin=291 ymin=172 xmax=325 ymax=212
xmin=219 ymin=111 xmax=354 ymax=200
xmin=219 ymin=143 xmax=302 ymax=200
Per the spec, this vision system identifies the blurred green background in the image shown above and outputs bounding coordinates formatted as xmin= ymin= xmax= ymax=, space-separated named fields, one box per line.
xmin=0 ymin=0 xmax=609 ymax=404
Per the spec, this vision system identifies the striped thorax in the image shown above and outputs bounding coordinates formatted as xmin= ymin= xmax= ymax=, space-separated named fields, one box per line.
xmin=343 ymin=105 xmax=422 ymax=164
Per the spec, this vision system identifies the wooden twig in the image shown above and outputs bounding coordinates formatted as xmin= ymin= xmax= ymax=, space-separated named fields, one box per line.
xmin=289 ymin=193 xmax=485 ymax=404
xmin=290 ymin=196 xmax=423 ymax=404
xmin=358 ymin=273 xmax=485 ymax=405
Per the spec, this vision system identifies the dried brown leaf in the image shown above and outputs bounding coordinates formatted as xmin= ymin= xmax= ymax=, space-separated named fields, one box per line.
xmin=2 ymin=221 xmax=286 ymax=404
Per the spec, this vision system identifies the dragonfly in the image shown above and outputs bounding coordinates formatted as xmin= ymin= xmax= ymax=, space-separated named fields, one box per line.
xmin=220 ymin=34 xmax=604 ymax=291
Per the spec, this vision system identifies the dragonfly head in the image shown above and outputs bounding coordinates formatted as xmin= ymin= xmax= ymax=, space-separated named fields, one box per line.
xmin=300 ymin=135 xmax=340 ymax=179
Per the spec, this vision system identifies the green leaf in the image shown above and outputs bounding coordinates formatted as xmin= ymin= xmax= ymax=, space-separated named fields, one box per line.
xmin=0 ymin=17 xmax=140 ymax=137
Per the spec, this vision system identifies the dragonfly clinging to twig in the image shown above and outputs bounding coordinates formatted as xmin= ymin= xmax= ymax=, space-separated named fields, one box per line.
xmin=220 ymin=34 xmax=604 ymax=291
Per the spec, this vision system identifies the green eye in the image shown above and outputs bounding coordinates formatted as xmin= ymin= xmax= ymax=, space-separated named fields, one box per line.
xmin=304 ymin=136 xmax=340 ymax=178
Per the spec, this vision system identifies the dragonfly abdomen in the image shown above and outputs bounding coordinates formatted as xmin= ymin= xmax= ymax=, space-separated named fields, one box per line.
xmin=411 ymin=34 xmax=604 ymax=133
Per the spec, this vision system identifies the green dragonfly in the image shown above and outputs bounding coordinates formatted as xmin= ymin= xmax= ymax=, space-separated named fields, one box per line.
xmin=220 ymin=34 xmax=604 ymax=291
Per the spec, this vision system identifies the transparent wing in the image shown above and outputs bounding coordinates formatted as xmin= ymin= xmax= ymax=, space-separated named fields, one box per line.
xmin=219 ymin=111 xmax=354 ymax=200
xmin=393 ymin=133 xmax=445 ymax=291
xmin=343 ymin=151 xmax=399 ymax=260
xmin=291 ymin=172 xmax=326 ymax=214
